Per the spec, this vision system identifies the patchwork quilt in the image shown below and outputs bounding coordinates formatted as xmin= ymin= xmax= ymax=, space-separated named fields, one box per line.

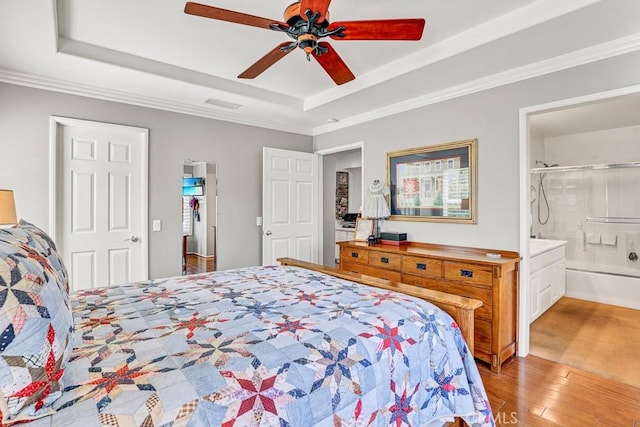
xmin=30 ymin=265 xmax=494 ymax=426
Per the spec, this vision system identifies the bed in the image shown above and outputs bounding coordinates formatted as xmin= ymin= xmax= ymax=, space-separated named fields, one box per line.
xmin=0 ymin=221 xmax=494 ymax=426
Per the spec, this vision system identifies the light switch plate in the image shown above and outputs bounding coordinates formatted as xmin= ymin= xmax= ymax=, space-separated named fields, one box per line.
xmin=152 ymin=220 xmax=162 ymax=231
xmin=256 ymin=216 xmax=263 ymax=226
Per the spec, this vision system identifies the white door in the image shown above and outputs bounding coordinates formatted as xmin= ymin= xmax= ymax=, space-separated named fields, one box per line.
xmin=262 ymin=147 xmax=319 ymax=265
xmin=51 ymin=117 xmax=148 ymax=290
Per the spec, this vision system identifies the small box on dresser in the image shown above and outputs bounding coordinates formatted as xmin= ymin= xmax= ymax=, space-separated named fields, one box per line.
xmin=339 ymin=240 xmax=521 ymax=373
xmin=380 ymin=232 xmax=407 ymax=241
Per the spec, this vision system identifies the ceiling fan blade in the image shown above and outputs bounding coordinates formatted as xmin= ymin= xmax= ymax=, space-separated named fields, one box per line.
xmin=238 ymin=42 xmax=295 ymax=79
xmin=312 ymin=42 xmax=355 ymax=85
xmin=184 ymin=2 xmax=286 ymax=30
xmin=299 ymin=0 xmax=332 ymax=23
xmin=328 ymin=19 xmax=425 ymax=40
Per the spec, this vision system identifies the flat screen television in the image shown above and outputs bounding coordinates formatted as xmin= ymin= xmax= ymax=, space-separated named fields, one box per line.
xmin=182 ymin=177 xmax=204 ymax=196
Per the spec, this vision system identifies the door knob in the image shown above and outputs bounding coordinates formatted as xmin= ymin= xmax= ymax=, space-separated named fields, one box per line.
xmin=124 ymin=236 xmax=140 ymax=242
xmin=265 ymin=230 xmax=272 ymax=236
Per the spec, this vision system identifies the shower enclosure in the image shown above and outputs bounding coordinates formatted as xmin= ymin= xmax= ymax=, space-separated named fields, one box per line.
xmin=530 ymin=162 xmax=640 ymax=309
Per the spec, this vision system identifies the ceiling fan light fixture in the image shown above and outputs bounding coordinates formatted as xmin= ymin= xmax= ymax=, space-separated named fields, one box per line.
xmin=204 ymin=98 xmax=242 ymax=109
xmin=184 ymin=1 xmax=425 ymax=85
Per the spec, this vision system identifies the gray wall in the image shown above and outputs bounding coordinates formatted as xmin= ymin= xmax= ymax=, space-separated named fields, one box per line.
xmin=314 ymin=52 xmax=640 ymax=253
xmin=0 ymin=82 xmax=312 ymax=278
xmin=322 ymin=152 xmax=340 ymax=266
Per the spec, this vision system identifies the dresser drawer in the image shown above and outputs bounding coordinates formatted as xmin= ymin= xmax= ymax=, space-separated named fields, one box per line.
xmin=443 ymin=282 xmax=492 ymax=320
xmin=341 ymin=247 xmax=369 ymax=265
xmin=443 ymin=261 xmax=493 ymax=286
xmin=401 ymin=256 xmax=442 ymax=278
xmin=342 ymin=262 xmax=402 ymax=282
xmin=403 ymin=275 xmax=492 ymax=320
xmin=368 ymin=252 xmax=402 ymax=271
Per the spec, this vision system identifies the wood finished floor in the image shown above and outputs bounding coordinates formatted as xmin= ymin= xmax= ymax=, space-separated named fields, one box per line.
xmin=185 ymin=254 xmax=216 ymax=275
xmin=477 ymin=355 xmax=640 ymax=426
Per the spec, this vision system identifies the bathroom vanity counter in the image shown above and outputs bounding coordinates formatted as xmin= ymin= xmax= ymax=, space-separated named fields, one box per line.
xmin=530 ymin=238 xmax=568 ymax=257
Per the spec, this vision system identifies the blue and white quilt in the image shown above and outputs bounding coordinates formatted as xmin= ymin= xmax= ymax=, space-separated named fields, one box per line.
xmin=32 ymin=265 xmax=494 ymax=426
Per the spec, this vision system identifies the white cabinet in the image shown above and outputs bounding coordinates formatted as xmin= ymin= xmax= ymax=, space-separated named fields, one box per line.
xmin=530 ymin=271 xmax=541 ymax=321
xmin=335 ymin=229 xmax=353 ymax=263
xmin=550 ymin=260 xmax=566 ymax=304
xmin=529 ymin=241 xmax=566 ymax=323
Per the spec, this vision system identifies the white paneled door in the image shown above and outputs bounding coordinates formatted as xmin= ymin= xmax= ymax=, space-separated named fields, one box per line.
xmin=50 ymin=117 xmax=148 ymax=290
xmin=262 ymin=147 xmax=319 ymax=265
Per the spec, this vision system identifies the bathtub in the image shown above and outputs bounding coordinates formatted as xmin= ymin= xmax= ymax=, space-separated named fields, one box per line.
xmin=565 ymin=269 xmax=640 ymax=309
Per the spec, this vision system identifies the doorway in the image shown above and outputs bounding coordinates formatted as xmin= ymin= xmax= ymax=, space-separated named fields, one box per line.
xmin=316 ymin=142 xmax=364 ymax=267
xmin=182 ymin=160 xmax=217 ymax=275
xmin=518 ymin=85 xmax=640 ymax=357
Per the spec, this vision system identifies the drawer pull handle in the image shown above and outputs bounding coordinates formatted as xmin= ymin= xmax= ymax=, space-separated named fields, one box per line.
xmin=416 ymin=263 xmax=427 ymax=270
xmin=380 ymin=257 xmax=389 ymax=264
xmin=351 ymin=252 xmax=359 ymax=258
xmin=460 ymin=269 xmax=473 ymax=278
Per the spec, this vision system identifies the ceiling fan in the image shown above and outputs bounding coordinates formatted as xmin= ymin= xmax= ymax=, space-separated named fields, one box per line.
xmin=184 ymin=1 xmax=426 ymax=85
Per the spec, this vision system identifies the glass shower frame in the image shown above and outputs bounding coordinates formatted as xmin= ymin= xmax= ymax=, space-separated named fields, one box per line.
xmin=531 ymin=162 xmax=640 ymax=278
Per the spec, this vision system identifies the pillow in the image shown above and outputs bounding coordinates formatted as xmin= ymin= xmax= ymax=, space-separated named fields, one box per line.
xmin=2 ymin=220 xmax=69 ymax=294
xmin=0 ymin=222 xmax=74 ymax=424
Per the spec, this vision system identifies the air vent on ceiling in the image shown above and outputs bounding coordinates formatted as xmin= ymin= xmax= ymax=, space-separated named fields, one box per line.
xmin=204 ymin=98 xmax=242 ymax=109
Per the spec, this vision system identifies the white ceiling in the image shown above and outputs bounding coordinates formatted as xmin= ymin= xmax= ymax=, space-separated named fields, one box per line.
xmin=530 ymin=94 xmax=640 ymax=138
xmin=0 ymin=0 xmax=638 ymax=135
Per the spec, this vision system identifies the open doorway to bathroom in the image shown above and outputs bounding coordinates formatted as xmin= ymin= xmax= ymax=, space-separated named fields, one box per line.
xmin=182 ymin=160 xmax=217 ymax=275
xmin=522 ymin=90 xmax=640 ymax=389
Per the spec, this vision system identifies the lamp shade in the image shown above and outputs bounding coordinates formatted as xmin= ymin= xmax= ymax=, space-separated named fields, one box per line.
xmin=0 ymin=189 xmax=17 ymax=225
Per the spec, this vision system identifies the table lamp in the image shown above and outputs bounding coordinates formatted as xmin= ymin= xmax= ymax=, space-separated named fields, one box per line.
xmin=0 ymin=189 xmax=17 ymax=226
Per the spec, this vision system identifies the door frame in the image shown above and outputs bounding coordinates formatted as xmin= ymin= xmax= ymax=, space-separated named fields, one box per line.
xmin=517 ymin=84 xmax=640 ymax=357
xmin=315 ymin=141 xmax=365 ymax=266
xmin=48 ymin=116 xmax=149 ymax=279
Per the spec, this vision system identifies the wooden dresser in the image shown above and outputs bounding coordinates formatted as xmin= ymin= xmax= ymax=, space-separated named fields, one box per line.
xmin=339 ymin=240 xmax=520 ymax=373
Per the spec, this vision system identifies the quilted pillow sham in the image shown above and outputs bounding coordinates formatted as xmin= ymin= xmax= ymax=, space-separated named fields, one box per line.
xmin=4 ymin=220 xmax=69 ymax=294
xmin=0 ymin=222 xmax=74 ymax=424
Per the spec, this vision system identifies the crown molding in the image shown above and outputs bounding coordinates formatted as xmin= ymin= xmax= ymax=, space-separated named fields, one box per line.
xmin=313 ymin=33 xmax=640 ymax=135
xmin=1 ymin=32 xmax=638 ymax=138
xmin=0 ymin=69 xmax=312 ymax=135
xmin=305 ymin=0 xmax=604 ymax=110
